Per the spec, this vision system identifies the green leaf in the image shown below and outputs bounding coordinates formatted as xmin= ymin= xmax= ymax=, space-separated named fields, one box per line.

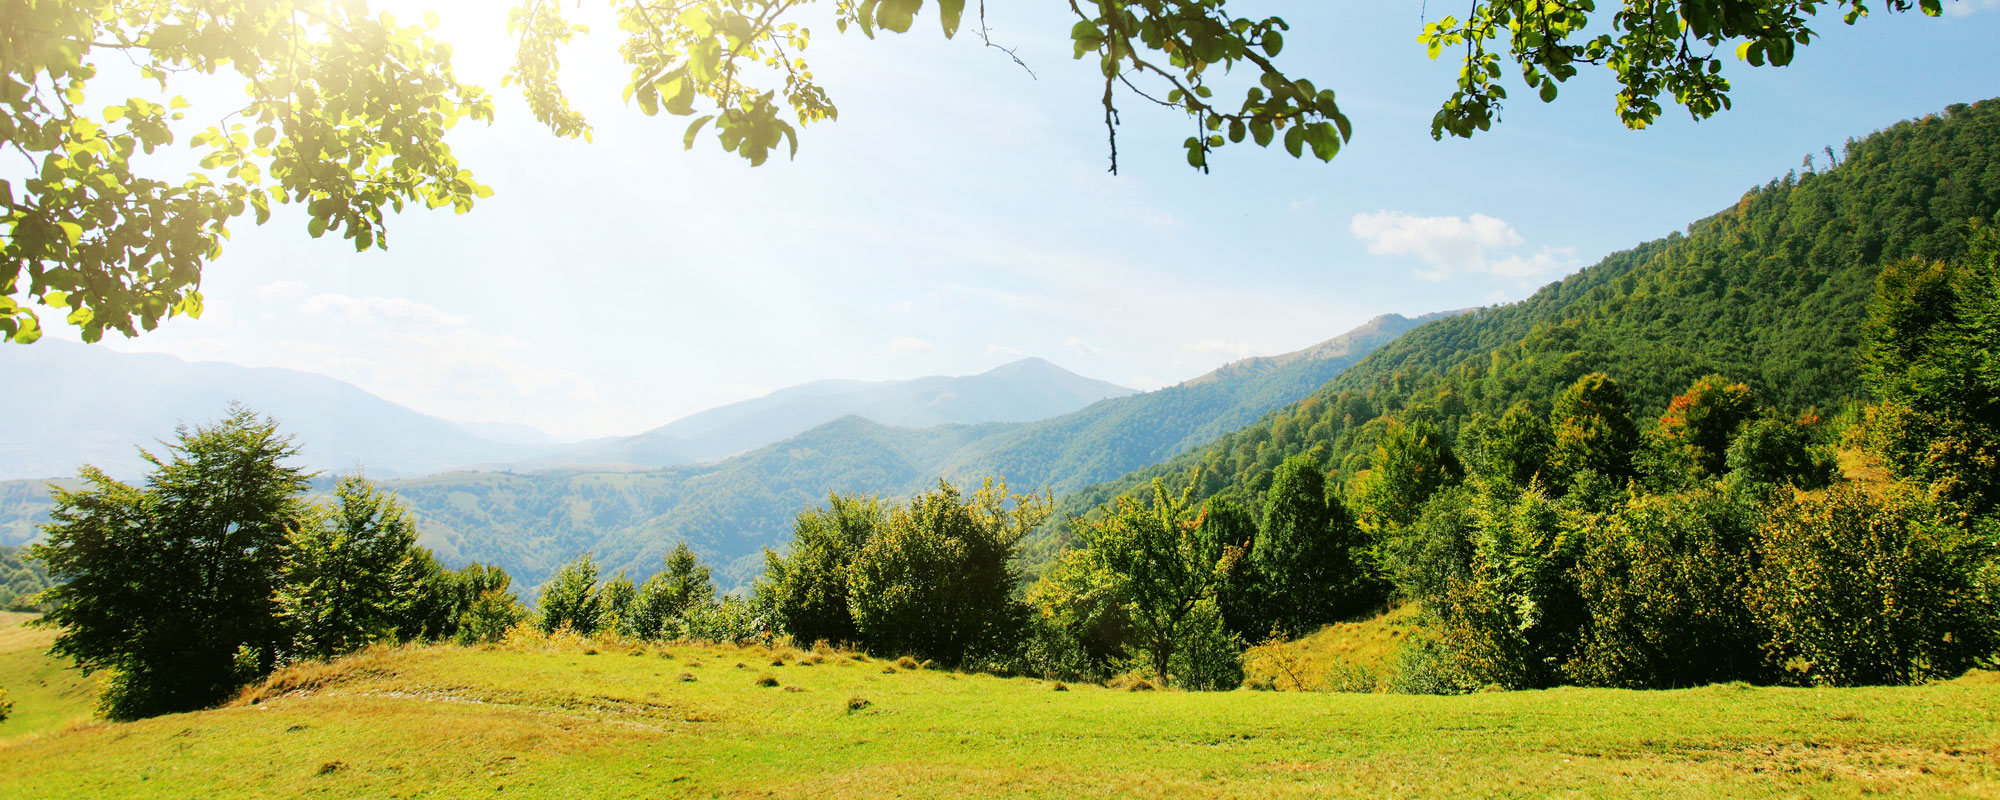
xmin=684 ymin=115 xmax=715 ymax=150
xmin=939 ymin=0 xmax=965 ymax=38
xmin=1283 ymin=125 xmax=1306 ymax=158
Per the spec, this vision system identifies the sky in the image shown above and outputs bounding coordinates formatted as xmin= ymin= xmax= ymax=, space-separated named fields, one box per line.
xmin=26 ymin=1 xmax=2000 ymax=440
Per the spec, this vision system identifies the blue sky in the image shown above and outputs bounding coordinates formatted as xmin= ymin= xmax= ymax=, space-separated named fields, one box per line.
xmin=37 ymin=1 xmax=2000 ymax=439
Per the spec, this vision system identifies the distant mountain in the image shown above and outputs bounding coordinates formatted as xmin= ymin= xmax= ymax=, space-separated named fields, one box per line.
xmin=0 ymin=341 xmax=540 ymax=481
xmin=531 ymin=357 xmax=1134 ymax=469
xmin=372 ymin=312 xmax=1445 ymax=592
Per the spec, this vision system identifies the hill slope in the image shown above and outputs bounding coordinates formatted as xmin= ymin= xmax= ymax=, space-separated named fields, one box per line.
xmin=1065 ymin=98 xmax=2000 ymax=516
xmin=533 ymin=357 xmax=1136 ymax=469
xmin=0 ymin=342 xmax=550 ymax=481
xmin=1 ymin=634 xmax=1994 ymax=798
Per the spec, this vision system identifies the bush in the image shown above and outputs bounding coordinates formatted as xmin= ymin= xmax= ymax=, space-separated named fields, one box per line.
xmin=535 ymin=554 xmax=606 ymax=636
xmin=1426 ymin=488 xmax=1587 ymax=690
xmin=1568 ymin=487 xmax=1764 ymax=688
xmin=0 ymin=686 xmax=11 ymax=722
xmin=456 ymin=590 xmax=527 ymax=645
xmin=1749 ymin=486 xmax=1999 ymax=686
xmin=848 ymin=480 xmax=1046 ymax=665
xmin=1167 ymin=599 xmax=1244 ymax=691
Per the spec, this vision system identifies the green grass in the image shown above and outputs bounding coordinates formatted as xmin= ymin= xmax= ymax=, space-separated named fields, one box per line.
xmin=0 ymin=612 xmax=96 ymax=744
xmin=1 ymin=629 xmax=1996 ymax=798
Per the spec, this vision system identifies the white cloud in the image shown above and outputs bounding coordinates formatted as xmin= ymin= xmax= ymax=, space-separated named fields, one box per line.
xmin=986 ymin=343 xmax=1027 ymax=358
xmin=887 ymin=336 xmax=937 ymax=356
xmin=1489 ymin=245 xmax=1584 ymax=278
xmin=1351 ymin=210 xmax=1521 ymax=272
xmin=1350 ymin=210 xmax=1579 ymax=282
xmin=1946 ymin=0 xmax=2000 ymax=16
xmin=254 ymin=280 xmax=310 ymax=303
xmin=1064 ymin=337 xmax=1102 ymax=357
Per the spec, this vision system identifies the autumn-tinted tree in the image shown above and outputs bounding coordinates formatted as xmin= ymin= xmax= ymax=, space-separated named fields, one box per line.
xmin=278 ymin=476 xmax=422 ymax=661
xmin=1643 ymin=375 xmax=1758 ymax=487
xmin=32 ymin=406 xmax=311 ymax=719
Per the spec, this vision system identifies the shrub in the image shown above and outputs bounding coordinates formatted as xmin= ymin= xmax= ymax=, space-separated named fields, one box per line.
xmin=1567 ymin=487 xmax=1765 ymax=688
xmin=1426 ymin=487 xmax=1587 ymax=690
xmin=456 ymin=590 xmax=528 ymax=645
xmin=0 ymin=686 xmax=12 ymax=722
xmin=848 ymin=480 xmax=1046 ymax=665
xmin=1166 ymin=599 xmax=1244 ymax=691
xmin=1749 ymin=486 xmax=1999 ymax=686
xmin=535 ymin=555 xmax=606 ymax=636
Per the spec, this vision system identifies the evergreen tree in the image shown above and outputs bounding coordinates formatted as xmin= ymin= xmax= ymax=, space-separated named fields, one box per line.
xmin=32 ymin=406 xmax=312 ymax=719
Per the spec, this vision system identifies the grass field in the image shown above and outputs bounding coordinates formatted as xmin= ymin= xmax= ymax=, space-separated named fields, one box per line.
xmin=2 ymin=619 xmax=1997 ymax=799
xmin=0 ymin=612 xmax=96 ymax=744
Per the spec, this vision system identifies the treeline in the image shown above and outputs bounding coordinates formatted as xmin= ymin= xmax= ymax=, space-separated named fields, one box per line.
xmin=748 ymin=232 xmax=2000 ymax=691
xmin=31 ymin=407 xmax=529 ymax=720
xmin=0 ymin=544 xmax=50 ymax=611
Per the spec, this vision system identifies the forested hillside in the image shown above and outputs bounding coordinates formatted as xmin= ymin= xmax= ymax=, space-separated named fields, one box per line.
xmin=383 ymin=313 xmax=1439 ymax=592
xmin=1066 ymin=99 xmax=2000 ymax=517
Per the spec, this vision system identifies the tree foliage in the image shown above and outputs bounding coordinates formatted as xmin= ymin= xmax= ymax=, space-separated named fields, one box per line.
xmin=278 ymin=475 xmax=421 ymax=661
xmin=848 ymin=479 xmax=1048 ymax=665
xmin=1862 ymin=232 xmax=2000 ymax=517
xmin=3 ymin=0 xmax=493 ymax=343
xmin=508 ymin=0 xmax=1948 ymax=173
xmin=32 ymin=406 xmax=309 ymax=718
xmin=536 ymin=553 xmax=608 ymax=636
xmin=1080 ymin=478 xmax=1242 ymax=686
xmin=1749 ymin=486 xmax=1997 ymax=686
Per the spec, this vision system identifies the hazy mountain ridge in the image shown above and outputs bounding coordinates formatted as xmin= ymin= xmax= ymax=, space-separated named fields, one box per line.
xmin=529 ymin=357 xmax=1134 ymax=470
xmin=0 ymin=341 xmax=549 ymax=482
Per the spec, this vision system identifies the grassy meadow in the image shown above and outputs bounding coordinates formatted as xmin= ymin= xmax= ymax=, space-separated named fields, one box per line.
xmin=1 ymin=612 xmax=1995 ymax=799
